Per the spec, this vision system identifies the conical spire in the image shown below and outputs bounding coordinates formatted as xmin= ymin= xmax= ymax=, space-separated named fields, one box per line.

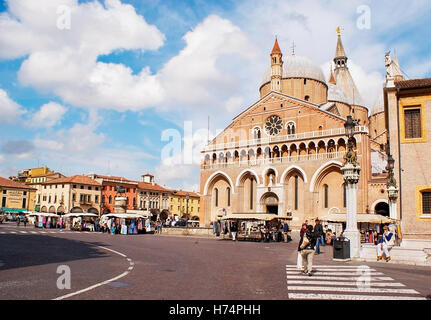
xmin=271 ymin=38 xmax=282 ymax=54
xmin=335 ymin=28 xmax=346 ymax=58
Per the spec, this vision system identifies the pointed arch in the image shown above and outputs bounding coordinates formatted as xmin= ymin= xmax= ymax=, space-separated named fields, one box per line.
xmin=235 ymin=169 xmax=261 ymax=186
xmin=309 ymin=161 xmax=343 ymax=192
xmin=203 ymin=171 xmax=235 ymax=196
xmin=280 ymin=165 xmax=308 ymax=184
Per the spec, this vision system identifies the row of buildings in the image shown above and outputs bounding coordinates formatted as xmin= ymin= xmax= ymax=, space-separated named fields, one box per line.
xmin=1 ymin=168 xmax=201 ymax=220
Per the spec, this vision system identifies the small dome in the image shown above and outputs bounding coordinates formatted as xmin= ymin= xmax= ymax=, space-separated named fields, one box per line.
xmin=262 ymin=54 xmax=326 ymax=85
xmin=328 ymin=83 xmax=350 ymax=105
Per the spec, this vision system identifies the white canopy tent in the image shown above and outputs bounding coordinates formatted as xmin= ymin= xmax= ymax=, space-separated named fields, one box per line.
xmin=103 ymin=213 xmax=149 ymax=219
xmin=220 ymin=213 xmax=291 ymax=221
xmin=27 ymin=212 xmax=59 ymax=218
xmin=63 ymin=213 xmax=99 ymax=218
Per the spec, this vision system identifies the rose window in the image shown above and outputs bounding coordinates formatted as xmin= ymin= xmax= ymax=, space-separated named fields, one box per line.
xmin=265 ymin=115 xmax=283 ymax=136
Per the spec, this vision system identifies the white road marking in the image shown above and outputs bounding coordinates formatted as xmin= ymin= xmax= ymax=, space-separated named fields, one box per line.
xmin=287 ymin=267 xmax=377 ymax=272
xmin=19 ymin=231 xmax=28 ymax=234
xmin=286 ymin=265 xmax=371 ymax=268
xmin=9 ymin=231 xmax=16 ymax=234
xmin=286 ymin=271 xmax=384 ymax=276
xmin=39 ymin=231 xmax=47 ymax=234
xmin=286 ymin=275 xmax=394 ymax=281
xmin=287 ymin=280 xmax=405 ymax=287
xmin=30 ymin=231 xmax=38 ymax=234
xmin=53 ymin=246 xmax=134 ymax=300
xmin=288 ymin=293 xmax=426 ymax=300
xmin=287 ymin=285 xmax=420 ymax=294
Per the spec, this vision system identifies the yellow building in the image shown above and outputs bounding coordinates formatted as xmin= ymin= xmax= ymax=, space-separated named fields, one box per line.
xmin=0 ymin=176 xmax=36 ymax=212
xmin=169 ymin=190 xmax=201 ymax=220
xmin=10 ymin=166 xmax=55 ymax=184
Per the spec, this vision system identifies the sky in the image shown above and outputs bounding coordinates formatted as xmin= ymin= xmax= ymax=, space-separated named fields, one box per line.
xmin=0 ymin=0 xmax=430 ymax=192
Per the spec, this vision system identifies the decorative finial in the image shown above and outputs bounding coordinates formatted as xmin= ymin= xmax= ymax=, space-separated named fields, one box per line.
xmin=336 ymin=26 xmax=342 ymax=36
xmin=291 ymin=41 xmax=296 ymax=55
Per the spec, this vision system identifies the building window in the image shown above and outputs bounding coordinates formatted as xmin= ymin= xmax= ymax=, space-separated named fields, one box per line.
xmin=215 ymin=188 xmax=219 ymax=207
xmin=95 ymin=195 xmax=99 ymax=204
xmin=109 ymin=195 xmax=112 ymax=204
xmin=422 ymin=191 xmax=431 ymax=214
xmin=227 ymin=187 xmax=231 ymax=207
xmin=304 ymin=95 xmax=310 ymax=101
xmin=324 ymin=184 xmax=329 ymax=208
xmin=287 ymin=122 xmax=296 ymax=135
xmin=250 ymin=179 xmax=254 ymax=210
xmin=404 ymin=107 xmax=422 ymax=139
xmin=294 ymin=175 xmax=298 ymax=210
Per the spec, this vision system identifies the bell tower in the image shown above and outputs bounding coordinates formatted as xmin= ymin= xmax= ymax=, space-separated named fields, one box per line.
xmin=270 ymin=38 xmax=283 ymax=92
xmin=334 ymin=27 xmax=348 ymax=70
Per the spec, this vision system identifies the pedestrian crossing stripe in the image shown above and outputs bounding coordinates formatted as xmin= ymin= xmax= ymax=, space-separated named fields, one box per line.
xmin=286 ymin=265 xmax=372 ymax=268
xmin=286 ymin=280 xmax=405 ymax=287
xmin=287 ymin=293 xmax=426 ymax=300
xmin=286 ymin=271 xmax=385 ymax=276
xmin=287 ymin=267 xmax=378 ymax=272
xmin=286 ymin=275 xmax=394 ymax=281
xmin=287 ymin=285 xmax=420 ymax=294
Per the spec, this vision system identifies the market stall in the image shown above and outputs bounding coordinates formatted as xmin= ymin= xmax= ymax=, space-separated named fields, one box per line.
xmin=27 ymin=212 xmax=60 ymax=228
xmin=63 ymin=213 xmax=99 ymax=231
xmin=316 ymin=213 xmax=400 ymax=244
xmin=220 ymin=213 xmax=292 ymax=242
xmin=102 ymin=213 xmax=150 ymax=235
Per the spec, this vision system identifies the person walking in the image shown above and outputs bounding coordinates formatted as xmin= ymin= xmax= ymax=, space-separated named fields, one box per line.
xmin=314 ymin=219 xmax=324 ymax=254
xmin=230 ymin=221 xmax=238 ymax=241
xmin=297 ymin=223 xmax=308 ymax=269
xmin=377 ymin=225 xmax=395 ymax=262
xmin=298 ymin=225 xmax=316 ymax=276
xmin=283 ymin=221 xmax=290 ymax=243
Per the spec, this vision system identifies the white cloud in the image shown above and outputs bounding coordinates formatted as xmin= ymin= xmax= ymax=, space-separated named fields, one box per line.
xmin=1 ymin=0 xmax=166 ymax=111
xmin=30 ymin=102 xmax=67 ymax=128
xmin=0 ymin=88 xmax=26 ymax=124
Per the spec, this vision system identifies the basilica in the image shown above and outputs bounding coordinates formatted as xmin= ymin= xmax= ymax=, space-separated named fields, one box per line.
xmin=199 ymin=31 xmax=397 ymax=229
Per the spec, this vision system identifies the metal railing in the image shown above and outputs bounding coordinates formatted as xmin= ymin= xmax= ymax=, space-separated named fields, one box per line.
xmin=203 ymin=151 xmax=347 ymax=170
xmin=203 ymin=126 xmax=368 ymax=153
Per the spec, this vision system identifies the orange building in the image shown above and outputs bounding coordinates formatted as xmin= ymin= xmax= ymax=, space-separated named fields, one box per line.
xmin=87 ymin=174 xmax=138 ymax=214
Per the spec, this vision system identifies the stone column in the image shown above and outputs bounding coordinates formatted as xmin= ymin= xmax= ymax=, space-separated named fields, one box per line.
xmin=387 ymin=186 xmax=399 ymax=220
xmin=341 ymin=162 xmax=361 ymax=259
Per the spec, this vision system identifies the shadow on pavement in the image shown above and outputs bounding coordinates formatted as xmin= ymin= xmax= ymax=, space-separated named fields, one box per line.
xmin=0 ymin=234 xmax=109 ymax=271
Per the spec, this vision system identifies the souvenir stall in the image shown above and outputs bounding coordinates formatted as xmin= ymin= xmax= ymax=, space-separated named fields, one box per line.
xmin=63 ymin=213 xmax=99 ymax=231
xmin=220 ymin=213 xmax=292 ymax=242
xmin=103 ymin=213 xmax=150 ymax=235
xmin=317 ymin=213 xmax=400 ymax=245
xmin=27 ymin=212 xmax=59 ymax=228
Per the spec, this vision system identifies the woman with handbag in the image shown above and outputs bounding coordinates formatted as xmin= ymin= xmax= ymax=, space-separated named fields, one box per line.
xmin=298 ymin=225 xmax=316 ymax=276
xmin=297 ymin=223 xmax=308 ymax=269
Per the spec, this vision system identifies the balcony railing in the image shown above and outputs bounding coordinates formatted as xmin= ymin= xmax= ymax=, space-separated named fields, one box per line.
xmin=203 ymin=151 xmax=349 ymax=170
xmin=203 ymin=126 xmax=368 ymax=153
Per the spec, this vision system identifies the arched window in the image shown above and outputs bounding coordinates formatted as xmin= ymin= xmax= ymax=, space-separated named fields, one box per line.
xmin=294 ymin=175 xmax=298 ymax=210
xmin=253 ymin=127 xmax=261 ymax=140
xmin=324 ymin=184 xmax=329 ymax=208
xmin=215 ymin=188 xmax=219 ymax=207
xmin=250 ymin=179 xmax=254 ymax=210
xmin=287 ymin=122 xmax=296 ymax=135
xmin=304 ymin=95 xmax=310 ymax=101
xmin=227 ymin=187 xmax=231 ymax=207
xmin=109 ymin=195 xmax=112 ymax=204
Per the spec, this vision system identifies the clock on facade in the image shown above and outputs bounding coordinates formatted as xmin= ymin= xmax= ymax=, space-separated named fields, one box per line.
xmin=265 ymin=115 xmax=283 ymax=136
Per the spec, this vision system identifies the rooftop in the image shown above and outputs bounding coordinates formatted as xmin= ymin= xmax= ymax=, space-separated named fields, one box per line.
xmin=395 ymin=78 xmax=431 ymax=90
xmin=0 ymin=176 xmax=37 ymax=190
xmin=42 ymin=175 xmax=101 ymax=186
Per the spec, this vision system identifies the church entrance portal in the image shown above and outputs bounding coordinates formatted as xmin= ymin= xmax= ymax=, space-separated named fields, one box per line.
xmin=261 ymin=192 xmax=279 ymax=215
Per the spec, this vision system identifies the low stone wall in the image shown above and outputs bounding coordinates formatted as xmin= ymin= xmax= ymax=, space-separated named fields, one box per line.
xmin=358 ymin=243 xmax=431 ymax=266
xmin=160 ymin=227 xmax=216 ymax=238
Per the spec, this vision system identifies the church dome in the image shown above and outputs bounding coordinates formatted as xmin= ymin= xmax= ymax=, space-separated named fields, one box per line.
xmin=262 ymin=54 xmax=326 ymax=85
xmin=328 ymin=83 xmax=350 ymax=104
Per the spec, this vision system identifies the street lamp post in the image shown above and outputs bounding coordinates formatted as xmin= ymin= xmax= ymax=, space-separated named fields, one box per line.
xmin=341 ymin=115 xmax=361 ymax=259
xmin=386 ymin=154 xmax=399 ymax=220
xmin=186 ymin=193 xmax=189 ymax=219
